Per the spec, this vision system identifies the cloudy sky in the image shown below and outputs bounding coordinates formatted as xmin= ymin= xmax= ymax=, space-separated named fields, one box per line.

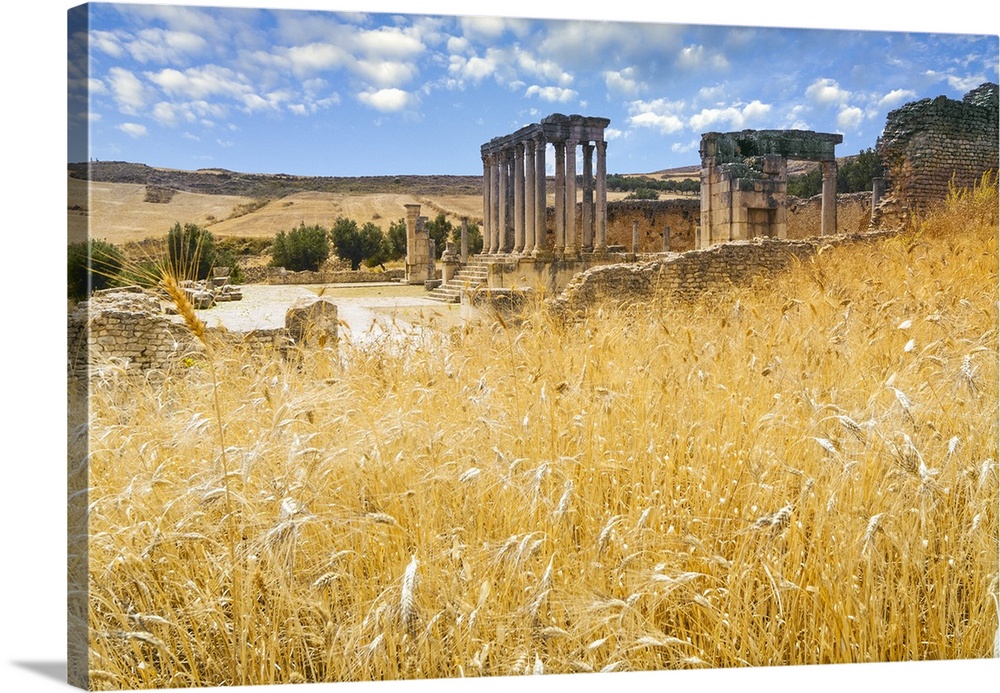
xmin=70 ymin=1 xmax=998 ymax=176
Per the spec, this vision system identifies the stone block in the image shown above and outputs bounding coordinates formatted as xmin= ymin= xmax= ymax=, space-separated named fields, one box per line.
xmin=284 ymin=296 xmax=339 ymax=348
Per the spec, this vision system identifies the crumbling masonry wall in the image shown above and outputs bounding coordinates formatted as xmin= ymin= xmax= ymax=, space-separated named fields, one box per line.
xmin=878 ymin=82 xmax=998 ymax=213
xmin=548 ymin=230 xmax=897 ymax=318
xmin=66 ymin=287 xmax=322 ymax=376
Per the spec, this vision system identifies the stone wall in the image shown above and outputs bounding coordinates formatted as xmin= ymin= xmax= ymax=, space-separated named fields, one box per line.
xmin=786 ymin=192 xmax=872 ymax=238
xmin=548 ymin=229 xmax=896 ymax=318
xmin=606 ymin=199 xmax=700 ymax=252
xmin=265 ymin=267 xmax=405 ymax=285
xmin=67 ymin=287 xmax=333 ymax=376
xmin=878 ymin=82 xmax=998 ymax=212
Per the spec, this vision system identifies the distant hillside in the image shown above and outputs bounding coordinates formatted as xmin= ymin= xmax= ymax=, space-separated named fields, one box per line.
xmin=68 ymin=161 xmax=484 ymax=198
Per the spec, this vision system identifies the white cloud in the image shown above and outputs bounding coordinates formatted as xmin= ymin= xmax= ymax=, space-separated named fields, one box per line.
xmin=945 ymin=73 xmax=987 ymax=91
xmin=878 ymin=88 xmax=917 ymax=109
xmin=146 ymin=66 xmax=250 ymax=100
xmin=355 ymin=26 xmax=425 ymax=61
xmin=447 ymin=36 xmax=471 ymax=55
xmin=627 ymin=98 xmax=687 ymax=134
xmin=125 ymin=28 xmax=208 ymax=63
xmin=677 ymin=45 xmax=729 ymax=70
xmin=837 ymin=106 xmax=864 ymax=130
xmin=108 ymin=67 xmax=148 ymax=114
xmin=524 ymin=85 xmax=577 ymax=103
xmin=448 ymin=51 xmax=499 ymax=83
xmin=284 ymin=43 xmax=350 ymax=75
xmin=631 ymin=112 xmax=685 ymax=133
xmin=151 ymin=101 xmax=179 ymax=126
xmin=354 ymin=59 xmax=419 ymax=88
xmin=515 ymin=49 xmax=572 ymax=87
xmin=91 ymin=30 xmax=124 ymax=57
xmin=806 ymin=78 xmax=851 ymax=106
xmin=117 ymin=122 xmax=148 ymax=138
xmin=604 ymin=68 xmax=641 ymax=95
xmin=689 ymin=100 xmax=771 ymax=131
xmin=357 ymin=88 xmax=414 ymax=112
xmin=459 ymin=16 xmax=509 ymax=41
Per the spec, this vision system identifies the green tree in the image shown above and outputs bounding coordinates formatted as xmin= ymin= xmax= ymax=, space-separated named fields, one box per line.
xmin=386 ymin=218 xmax=408 ymax=261
xmin=837 ymin=148 xmax=883 ymax=193
xmin=625 ymin=188 xmax=660 ymax=200
xmin=67 ymin=239 xmax=124 ymax=300
xmin=270 ymin=222 xmax=330 ymax=272
xmin=787 ymin=167 xmax=823 ymax=198
xmin=330 ymin=217 xmax=385 ymax=270
xmin=425 ymin=213 xmax=453 ymax=258
xmin=167 ymin=222 xmax=218 ymax=280
xmin=454 ymin=222 xmax=484 ymax=256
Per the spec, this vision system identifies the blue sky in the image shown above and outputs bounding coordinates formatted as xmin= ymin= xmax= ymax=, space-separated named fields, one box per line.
xmin=70 ymin=2 xmax=998 ymax=177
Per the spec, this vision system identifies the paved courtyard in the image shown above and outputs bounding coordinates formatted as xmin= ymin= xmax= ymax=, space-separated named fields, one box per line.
xmin=196 ymin=282 xmax=464 ymax=346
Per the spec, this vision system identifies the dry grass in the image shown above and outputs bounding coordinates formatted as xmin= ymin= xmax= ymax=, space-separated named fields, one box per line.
xmin=82 ymin=179 xmax=998 ymax=688
xmin=69 ymin=176 xmax=486 ymax=244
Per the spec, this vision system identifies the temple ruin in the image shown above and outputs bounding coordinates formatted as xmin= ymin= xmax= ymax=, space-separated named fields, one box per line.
xmin=699 ymin=129 xmax=842 ymax=248
xmin=480 ymin=113 xmax=611 ymax=258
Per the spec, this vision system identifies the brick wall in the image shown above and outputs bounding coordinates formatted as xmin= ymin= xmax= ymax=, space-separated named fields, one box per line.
xmin=878 ymin=82 xmax=998 ymax=212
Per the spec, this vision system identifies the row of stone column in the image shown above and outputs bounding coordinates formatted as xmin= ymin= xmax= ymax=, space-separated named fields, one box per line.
xmin=482 ymin=137 xmax=609 ymax=257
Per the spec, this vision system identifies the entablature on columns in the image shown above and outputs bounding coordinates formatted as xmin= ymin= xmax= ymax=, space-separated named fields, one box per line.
xmin=480 ymin=113 xmax=612 ymax=158
xmin=700 ymin=129 xmax=843 ymax=167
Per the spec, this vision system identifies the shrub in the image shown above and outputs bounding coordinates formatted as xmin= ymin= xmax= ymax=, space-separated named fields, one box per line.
xmin=625 ymin=188 xmax=660 ymax=200
xmin=330 ymin=217 xmax=385 ymax=270
xmin=270 ymin=222 xmax=330 ymax=272
xmin=67 ymin=239 xmax=124 ymax=299
xmin=167 ymin=222 xmax=219 ymax=280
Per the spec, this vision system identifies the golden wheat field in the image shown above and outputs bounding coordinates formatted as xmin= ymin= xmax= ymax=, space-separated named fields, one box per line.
xmin=70 ymin=180 xmax=998 ymax=689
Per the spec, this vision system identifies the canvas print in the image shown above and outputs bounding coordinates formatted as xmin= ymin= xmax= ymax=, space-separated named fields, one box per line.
xmin=67 ymin=1 xmax=999 ymax=690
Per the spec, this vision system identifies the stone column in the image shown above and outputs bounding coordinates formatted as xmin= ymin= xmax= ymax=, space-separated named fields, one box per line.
xmin=564 ymin=139 xmax=577 ymax=256
xmin=871 ymin=176 xmax=885 ymax=221
xmin=632 ymin=220 xmax=639 ymax=254
xmin=405 ymin=203 xmax=420 ymax=267
xmin=663 ymin=226 xmax=671 ymax=252
xmin=514 ymin=143 xmax=525 ymax=254
xmin=595 ymin=140 xmax=608 ymax=251
xmin=553 ymin=141 xmax=566 ymax=256
xmin=482 ymin=155 xmax=492 ymax=255
xmin=533 ymin=137 xmax=546 ymax=256
xmin=524 ymin=140 xmax=536 ymax=255
xmin=498 ymin=150 xmax=509 ymax=252
xmin=490 ymin=154 xmax=500 ymax=253
xmin=581 ymin=142 xmax=594 ymax=252
xmin=821 ymin=160 xmax=838 ymax=236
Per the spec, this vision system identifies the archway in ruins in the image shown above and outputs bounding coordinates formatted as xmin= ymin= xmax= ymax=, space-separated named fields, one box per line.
xmin=699 ymin=129 xmax=843 ymax=248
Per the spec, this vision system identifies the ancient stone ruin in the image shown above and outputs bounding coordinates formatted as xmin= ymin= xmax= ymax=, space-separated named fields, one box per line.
xmin=699 ymin=129 xmax=842 ymax=248
xmin=68 ymin=286 xmax=336 ymax=376
xmin=481 ymin=113 xmax=610 ymax=258
xmin=877 ymin=82 xmax=998 ymax=214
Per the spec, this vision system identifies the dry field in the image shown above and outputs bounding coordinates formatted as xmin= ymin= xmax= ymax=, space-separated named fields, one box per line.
xmin=71 ymin=179 xmax=998 ymax=689
xmin=69 ymin=174 xmax=664 ymax=247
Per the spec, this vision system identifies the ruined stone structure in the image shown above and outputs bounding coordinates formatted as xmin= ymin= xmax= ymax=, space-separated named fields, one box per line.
xmin=878 ymin=82 xmax=998 ymax=213
xmin=699 ymin=130 xmax=842 ymax=248
xmin=548 ymin=229 xmax=897 ymax=319
xmin=405 ymin=203 xmax=431 ymax=284
xmin=67 ymin=287 xmax=335 ymax=376
xmin=481 ymin=113 xmax=610 ymax=258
